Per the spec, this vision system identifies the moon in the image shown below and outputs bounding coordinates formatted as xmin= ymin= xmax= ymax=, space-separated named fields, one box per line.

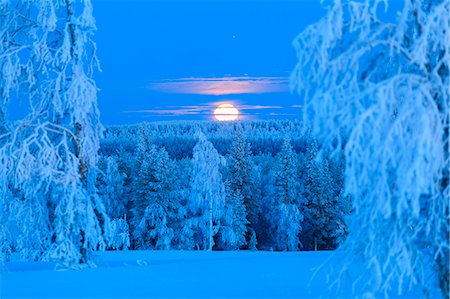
xmin=214 ymin=104 xmax=239 ymax=121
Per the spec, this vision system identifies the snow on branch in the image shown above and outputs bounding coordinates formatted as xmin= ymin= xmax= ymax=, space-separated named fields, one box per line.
xmin=291 ymin=0 xmax=449 ymax=297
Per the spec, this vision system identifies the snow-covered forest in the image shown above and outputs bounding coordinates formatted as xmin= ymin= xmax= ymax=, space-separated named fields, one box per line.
xmin=0 ymin=0 xmax=449 ymax=298
xmin=0 ymin=115 xmax=351 ymax=259
xmin=97 ymin=121 xmax=350 ymax=252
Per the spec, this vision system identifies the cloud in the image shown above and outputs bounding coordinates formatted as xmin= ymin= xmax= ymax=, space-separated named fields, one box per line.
xmin=127 ymin=109 xmax=203 ymax=116
xmin=240 ymin=105 xmax=284 ymax=110
xmin=268 ymin=112 xmax=297 ymax=116
xmin=124 ymin=103 xmax=285 ymax=117
xmin=124 ymin=106 xmax=209 ymax=116
xmin=147 ymin=76 xmax=289 ymax=95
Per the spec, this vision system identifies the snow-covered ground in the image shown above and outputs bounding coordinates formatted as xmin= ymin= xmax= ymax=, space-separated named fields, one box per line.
xmin=1 ymin=250 xmax=425 ymax=299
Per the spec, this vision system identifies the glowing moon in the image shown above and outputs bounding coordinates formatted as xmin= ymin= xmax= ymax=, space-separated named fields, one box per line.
xmin=214 ymin=104 xmax=239 ymax=121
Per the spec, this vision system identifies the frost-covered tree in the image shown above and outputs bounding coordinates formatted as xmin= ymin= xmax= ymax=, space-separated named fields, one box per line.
xmin=172 ymin=157 xmax=195 ymax=250
xmin=109 ymin=218 xmax=130 ymax=250
xmin=227 ymin=125 xmax=258 ymax=246
xmin=132 ymin=144 xmax=177 ymax=250
xmin=327 ymin=153 xmax=352 ymax=248
xmin=7 ymin=192 xmax=49 ymax=261
xmin=291 ymin=0 xmax=449 ymax=296
xmin=219 ymin=181 xmax=248 ymax=250
xmin=97 ymin=156 xmax=127 ymax=219
xmin=136 ymin=202 xmax=173 ymax=250
xmin=272 ymin=203 xmax=303 ymax=251
xmin=253 ymin=153 xmax=277 ymax=250
xmin=97 ymin=156 xmax=129 ymax=250
xmin=189 ymin=132 xmax=225 ymax=250
xmin=272 ymin=137 xmax=303 ymax=251
xmin=114 ymin=146 xmax=136 ymax=221
xmin=301 ymin=138 xmax=333 ymax=250
xmin=134 ymin=124 xmax=153 ymax=169
xmin=130 ymin=125 xmax=152 ymax=245
xmin=0 ymin=0 xmax=108 ymax=267
xmin=274 ymin=137 xmax=300 ymax=206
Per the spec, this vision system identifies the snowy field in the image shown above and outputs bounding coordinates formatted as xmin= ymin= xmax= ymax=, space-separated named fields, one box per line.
xmin=1 ymin=251 xmax=427 ymax=299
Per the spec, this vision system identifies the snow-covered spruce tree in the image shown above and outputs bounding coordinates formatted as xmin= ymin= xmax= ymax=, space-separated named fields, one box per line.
xmin=0 ymin=0 xmax=108 ymax=267
xmin=327 ymin=153 xmax=352 ymax=248
xmin=97 ymin=156 xmax=127 ymax=220
xmin=272 ymin=137 xmax=303 ymax=251
xmin=97 ymin=155 xmax=129 ymax=250
xmin=301 ymin=138 xmax=332 ymax=250
xmin=227 ymin=125 xmax=258 ymax=247
xmin=114 ymin=146 xmax=136 ymax=221
xmin=218 ymin=181 xmax=248 ymax=250
xmin=189 ymin=131 xmax=226 ymax=251
xmin=172 ymin=157 xmax=196 ymax=250
xmin=134 ymin=124 xmax=153 ymax=170
xmin=274 ymin=137 xmax=301 ymax=207
xmin=254 ymin=153 xmax=277 ymax=250
xmin=291 ymin=0 xmax=449 ymax=297
xmin=302 ymin=138 xmax=342 ymax=250
xmin=109 ymin=217 xmax=130 ymax=250
xmin=272 ymin=203 xmax=303 ymax=252
xmin=129 ymin=124 xmax=151 ymax=246
xmin=132 ymin=144 xmax=177 ymax=250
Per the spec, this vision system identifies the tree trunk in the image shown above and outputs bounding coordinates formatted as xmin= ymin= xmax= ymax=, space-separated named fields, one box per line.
xmin=65 ymin=0 xmax=88 ymax=265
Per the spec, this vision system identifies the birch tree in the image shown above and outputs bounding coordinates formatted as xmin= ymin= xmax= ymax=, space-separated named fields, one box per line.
xmin=291 ymin=0 xmax=449 ymax=297
xmin=0 ymin=0 xmax=108 ymax=267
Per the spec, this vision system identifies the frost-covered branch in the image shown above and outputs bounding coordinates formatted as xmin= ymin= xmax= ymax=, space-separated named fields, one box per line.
xmin=0 ymin=0 xmax=108 ymax=267
xmin=291 ymin=0 xmax=449 ymax=297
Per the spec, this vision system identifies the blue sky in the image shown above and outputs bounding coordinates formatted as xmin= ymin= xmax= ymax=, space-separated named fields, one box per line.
xmin=93 ymin=0 xmax=326 ymax=124
xmin=89 ymin=0 xmax=403 ymax=124
xmin=6 ymin=1 xmax=403 ymax=125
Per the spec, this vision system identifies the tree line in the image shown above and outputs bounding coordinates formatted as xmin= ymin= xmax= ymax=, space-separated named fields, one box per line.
xmin=97 ymin=122 xmax=351 ymax=252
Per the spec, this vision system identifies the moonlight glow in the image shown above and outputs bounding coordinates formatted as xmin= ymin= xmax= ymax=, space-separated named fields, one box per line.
xmin=214 ymin=104 xmax=239 ymax=121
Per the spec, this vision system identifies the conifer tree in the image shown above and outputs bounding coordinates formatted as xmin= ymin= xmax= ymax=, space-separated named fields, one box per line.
xmin=109 ymin=218 xmax=130 ymax=250
xmin=302 ymin=138 xmax=337 ymax=250
xmin=227 ymin=125 xmax=258 ymax=246
xmin=327 ymin=154 xmax=351 ymax=248
xmin=253 ymin=153 xmax=277 ymax=250
xmin=172 ymin=158 xmax=195 ymax=250
xmin=219 ymin=181 xmax=248 ymax=250
xmin=114 ymin=146 xmax=135 ymax=221
xmin=98 ymin=156 xmax=127 ymax=219
xmin=274 ymin=137 xmax=300 ymax=206
xmin=189 ymin=132 xmax=225 ymax=250
xmin=132 ymin=145 xmax=177 ymax=250
xmin=272 ymin=137 xmax=303 ymax=251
